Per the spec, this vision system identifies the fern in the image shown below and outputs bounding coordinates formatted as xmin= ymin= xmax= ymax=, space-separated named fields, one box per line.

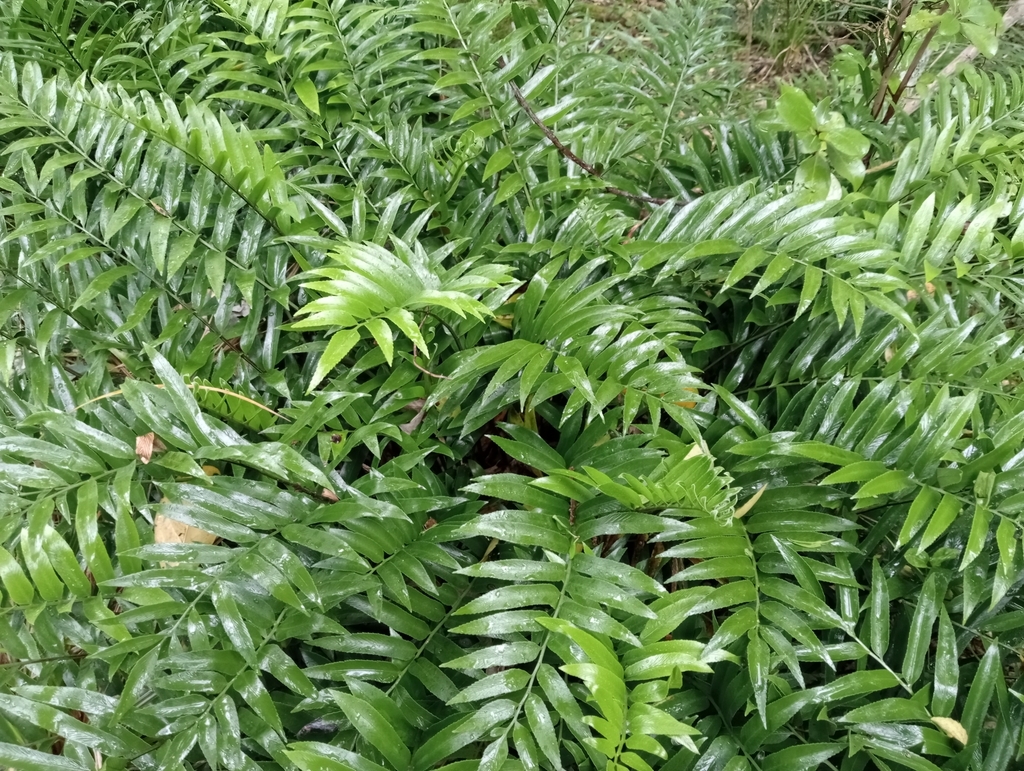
xmin=1 ymin=0 xmax=1024 ymax=770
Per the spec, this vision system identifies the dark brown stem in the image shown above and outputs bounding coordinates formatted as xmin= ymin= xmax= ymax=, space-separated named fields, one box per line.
xmin=505 ymin=77 xmax=684 ymax=208
xmin=870 ymin=0 xmax=917 ymax=118
xmin=508 ymin=80 xmax=599 ymax=176
xmin=881 ymin=4 xmax=947 ymax=125
xmin=411 ymin=358 xmax=451 ymax=380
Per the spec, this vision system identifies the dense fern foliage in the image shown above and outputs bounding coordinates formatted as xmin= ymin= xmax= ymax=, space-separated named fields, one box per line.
xmin=1 ymin=0 xmax=1023 ymax=770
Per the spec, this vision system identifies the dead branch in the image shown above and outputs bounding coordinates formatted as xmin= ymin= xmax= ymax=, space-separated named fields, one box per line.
xmin=505 ymin=78 xmax=687 ymax=208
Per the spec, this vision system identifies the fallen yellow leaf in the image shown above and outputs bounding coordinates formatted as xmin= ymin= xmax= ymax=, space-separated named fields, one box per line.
xmin=930 ymin=716 xmax=968 ymax=745
xmin=684 ymin=443 xmax=705 ymax=460
xmin=734 ymin=483 xmax=768 ymax=519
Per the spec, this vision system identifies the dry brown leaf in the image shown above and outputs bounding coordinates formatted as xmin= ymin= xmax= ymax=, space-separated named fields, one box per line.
xmin=153 ymin=463 xmax=221 ymax=566
xmin=148 ymin=199 xmax=171 ymax=218
xmin=135 ymin=433 xmax=154 ymax=464
xmin=154 ymin=515 xmax=218 ymax=545
xmin=400 ymin=402 xmax=429 ymax=435
xmin=321 ymin=487 xmax=339 ymax=502
xmin=480 ymin=537 xmax=500 ymax=563
xmin=154 ymin=514 xmax=218 ymax=568
xmin=135 ymin=433 xmax=165 ymax=464
xmin=930 ymin=716 xmax=968 ymax=745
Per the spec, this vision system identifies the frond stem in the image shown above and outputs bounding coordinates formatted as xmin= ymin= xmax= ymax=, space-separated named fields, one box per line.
xmin=74 ymin=383 xmax=288 ymax=420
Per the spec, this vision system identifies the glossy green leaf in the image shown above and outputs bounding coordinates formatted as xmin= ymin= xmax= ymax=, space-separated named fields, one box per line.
xmin=761 ymin=743 xmax=843 ymax=771
xmin=333 ymin=690 xmax=411 ymax=769
xmin=932 ymin=608 xmax=958 ymax=717
xmin=0 ymin=545 xmax=34 ymax=605
xmin=748 ymin=630 xmax=770 ymax=724
xmin=869 ymin=558 xmax=890 ymax=657
xmin=294 ymin=77 xmax=320 ymax=114
xmin=310 ymin=329 xmax=361 ymax=391
xmin=902 ymin=572 xmax=946 ymax=685
xmin=961 ymin=642 xmax=1000 ymax=748
xmin=412 ymin=700 xmax=517 ymax=771
xmin=0 ymin=743 xmax=91 ymax=771
xmin=212 ymin=584 xmax=257 ymax=667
